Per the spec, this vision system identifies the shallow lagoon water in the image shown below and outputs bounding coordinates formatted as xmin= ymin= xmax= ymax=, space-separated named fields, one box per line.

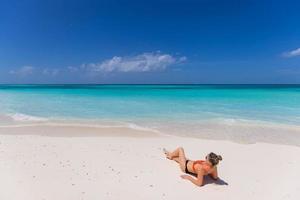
xmin=1 ymin=84 xmax=300 ymax=145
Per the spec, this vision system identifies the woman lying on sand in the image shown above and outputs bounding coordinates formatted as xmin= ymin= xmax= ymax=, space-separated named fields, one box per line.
xmin=164 ymin=147 xmax=222 ymax=187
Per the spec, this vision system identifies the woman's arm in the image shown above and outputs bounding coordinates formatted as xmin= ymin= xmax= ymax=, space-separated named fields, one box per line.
xmin=210 ymin=167 xmax=218 ymax=180
xmin=180 ymin=169 xmax=204 ymax=186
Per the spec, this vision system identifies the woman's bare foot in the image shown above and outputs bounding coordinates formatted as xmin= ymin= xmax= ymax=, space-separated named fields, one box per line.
xmin=163 ymin=148 xmax=172 ymax=160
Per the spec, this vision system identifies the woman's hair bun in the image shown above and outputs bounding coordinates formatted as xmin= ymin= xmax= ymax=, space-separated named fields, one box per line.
xmin=218 ymin=155 xmax=223 ymax=161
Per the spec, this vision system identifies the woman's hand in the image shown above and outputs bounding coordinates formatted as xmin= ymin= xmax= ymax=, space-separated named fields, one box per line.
xmin=180 ymin=172 xmax=204 ymax=187
xmin=180 ymin=175 xmax=191 ymax=180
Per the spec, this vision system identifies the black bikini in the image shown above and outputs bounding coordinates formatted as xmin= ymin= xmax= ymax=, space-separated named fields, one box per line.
xmin=185 ymin=160 xmax=190 ymax=173
xmin=185 ymin=160 xmax=197 ymax=176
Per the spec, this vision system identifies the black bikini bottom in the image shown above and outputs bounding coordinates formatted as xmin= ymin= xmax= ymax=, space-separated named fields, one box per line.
xmin=185 ymin=160 xmax=189 ymax=173
xmin=185 ymin=160 xmax=197 ymax=176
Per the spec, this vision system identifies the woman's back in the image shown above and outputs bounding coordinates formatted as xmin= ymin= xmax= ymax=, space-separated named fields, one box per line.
xmin=190 ymin=160 xmax=215 ymax=175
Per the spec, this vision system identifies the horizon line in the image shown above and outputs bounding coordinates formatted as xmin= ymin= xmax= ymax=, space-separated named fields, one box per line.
xmin=1 ymin=83 xmax=300 ymax=85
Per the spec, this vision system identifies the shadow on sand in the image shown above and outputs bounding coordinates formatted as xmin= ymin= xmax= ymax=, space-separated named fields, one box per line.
xmin=188 ymin=172 xmax=229 ymax=186
xmin=203 ymin=175 xmax=229 ymax=186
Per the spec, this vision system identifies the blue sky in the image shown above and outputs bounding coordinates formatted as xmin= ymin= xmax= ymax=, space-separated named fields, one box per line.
xmin=0 ymin=0 xmax=300 ymax=84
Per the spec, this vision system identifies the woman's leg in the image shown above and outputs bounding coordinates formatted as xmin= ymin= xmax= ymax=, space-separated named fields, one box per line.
xmin=164 ymin=147 xmax=187 ymax=172
xmin=172 ymin=157 xmax=181 ymax=163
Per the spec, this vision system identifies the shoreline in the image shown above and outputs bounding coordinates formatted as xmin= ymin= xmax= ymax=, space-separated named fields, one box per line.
xmin=1 ymin=123 xmax=300 ymax=150
xmin=0 ymin=125 xmax=299 ymax=200
xmin=1 ymin=115 xmax=300 ymax=146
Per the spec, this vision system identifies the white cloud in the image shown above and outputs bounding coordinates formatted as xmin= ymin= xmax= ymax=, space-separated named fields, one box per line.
xmin=178 ymin=56 xmax=187 ymax=62
xmin=42 ymin=68 xmax=60 ymax=76
xmin=8 ymin=52 xmax=186 ymax=78
xmin=67 ymin=66 xmax=79 ymax=72
xmin=9 ymin=66 xmax=61 ymax=77
xmin=84 ymin=52 xmax=186 ymax=73
xmin=9 ymin=66 xmax=35 ymax=76
xmin=282 ymin=48 xmax=300 ymax=58
xmin=277 ymin=67 xmax=300 ymax=75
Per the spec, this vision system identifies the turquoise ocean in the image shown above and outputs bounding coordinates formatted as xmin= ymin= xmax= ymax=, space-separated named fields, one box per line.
xmin=1 ymin=85 xmax=300 ymax=145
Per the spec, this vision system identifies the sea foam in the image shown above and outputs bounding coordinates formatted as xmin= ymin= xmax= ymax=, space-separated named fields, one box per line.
xmin=9 ymin=113 xmax=48 ymax=122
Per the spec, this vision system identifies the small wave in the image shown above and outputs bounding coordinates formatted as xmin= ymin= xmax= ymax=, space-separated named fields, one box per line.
xmin=0 ymin=118 xmax=161 ymax=134
xmin=194 ymin=117 xmax=239 ymax=125
xmin=216 ymin=118 xmax=237 ymax=125
xmin=126 ymin=123 xmax=161 ymax=133
xmin=9 ymin=113 xmax=48 ymax=122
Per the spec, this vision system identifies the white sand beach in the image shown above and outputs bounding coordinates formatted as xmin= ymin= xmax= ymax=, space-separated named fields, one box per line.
xmin=0 ymin=125 xmax=299 ymax=200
